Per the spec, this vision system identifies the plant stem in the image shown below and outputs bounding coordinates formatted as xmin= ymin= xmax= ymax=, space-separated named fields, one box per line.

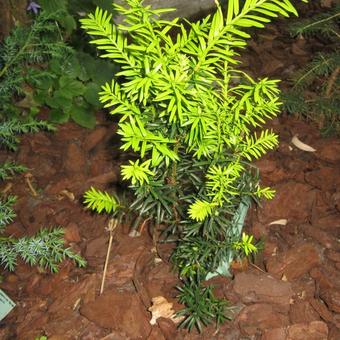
xmin=100 ymin=218 xmax=118 ymax=295
xmin=298 ymin=12 xmax=340 ymax=33
xmin=325 ymin=66 xmax=339 ymax=98
xmin=293 ymin=55 xmax=332 ymax=89
xmin=168 ymin=141 xmax=181 ymax=225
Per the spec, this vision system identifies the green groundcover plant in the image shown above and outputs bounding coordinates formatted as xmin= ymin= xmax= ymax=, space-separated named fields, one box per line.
xmin=82 ymin=0 xmax=306 ymax=331
xmin=0 ymin=4 xmax=116 ymax=128
xmin=0 ymin=118 xmax=86 ymax=273
xmin=283 ymin=3 xmax=339 ymax=135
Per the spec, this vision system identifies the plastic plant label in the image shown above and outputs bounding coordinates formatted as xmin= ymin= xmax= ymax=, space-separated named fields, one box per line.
xmin=205 ymin=196 xmax=251 ymax=280
xmin=0 ymin=289 xmax=15 ymax=321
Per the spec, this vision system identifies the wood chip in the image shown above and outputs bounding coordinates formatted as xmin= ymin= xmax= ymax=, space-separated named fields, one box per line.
xmin=291 ymin=135 xmax=316 ymax=152
xmin=269 ymin=219 xmax=288 ymax=226
xmin=129 ymin=230 xmax=141 ymax=238
xmin=57 ymin=189 xmax=75 ymax=201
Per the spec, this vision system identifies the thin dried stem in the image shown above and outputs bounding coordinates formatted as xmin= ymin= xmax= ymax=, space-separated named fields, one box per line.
xmin=24 ymin=173 xmax=38 ymax=196
xmin=100 ymin=218 xmax=118 ymax=295
xmin=325 ymin=66 xmax=339 ymax=98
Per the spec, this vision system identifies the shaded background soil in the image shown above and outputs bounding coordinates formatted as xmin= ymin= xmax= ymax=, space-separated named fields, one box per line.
xmin=0 ymin=8 xmax=340 ymax=340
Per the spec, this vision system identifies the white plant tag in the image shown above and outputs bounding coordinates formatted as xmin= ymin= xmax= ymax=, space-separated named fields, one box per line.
xmin=0 ymin=289 xmax=16 ymax=321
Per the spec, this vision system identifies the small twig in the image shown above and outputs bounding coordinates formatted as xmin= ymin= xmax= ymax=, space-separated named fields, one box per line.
xmin=24 ymin=173 xmax=38 ymax=196
xmin=100 ymin=218 xmax=118 ymax=295
xmin=250 ymin=262 xmax=267 ymax=274
xmin=139 ymin=217 xmax=151 ymax=233
xmin=325 ymin=66 xmax=339 ymax=98
xmin=1 ymin=183 xmax=13 ymax=194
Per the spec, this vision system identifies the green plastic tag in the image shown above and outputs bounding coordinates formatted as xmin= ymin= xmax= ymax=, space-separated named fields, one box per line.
xmin=0 ymin=289 xmax=16 ymax=321
xmin=205 ymin=196 xmax=251 ymax=280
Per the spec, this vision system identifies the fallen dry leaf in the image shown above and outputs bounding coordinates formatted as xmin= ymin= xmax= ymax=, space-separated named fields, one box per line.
xmin=148 ymin=296 xmax=183 ymax=325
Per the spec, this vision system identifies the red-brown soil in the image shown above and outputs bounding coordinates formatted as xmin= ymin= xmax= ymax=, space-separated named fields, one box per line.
xmin=1 ymin=113 xmax=339 ymax=340
xmin=1 ymin=14 xmax=339 ymax=340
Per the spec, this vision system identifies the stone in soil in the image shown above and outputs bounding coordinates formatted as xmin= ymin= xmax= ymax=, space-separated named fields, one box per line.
xmin=300 ymin=223 xmax=337 ymax=249
xmin=233 ymin=271 xmax=293 ymax=308
xmin=17 ymin=198 xmax=56 ymax=234
xmin=104 ymin=242 xmax=146 ymax=287
xmin=156 ymin=317 xmax=177 ymax=340
xmin=80 ymin=290 xmax=151 ymax=339
xmin=305 ymin=167 xmax=340 ymax=191
xmin=310 ymin=265 xmax=340 ymax=290
xmin=328 ymin=325 xmax=340 ymax=340
xmin=84 ymin=126 xmax=108 ymax=151
xmin=63 ymin=222 xmax=81 ymax=243
xmin=315 ymin=139 xmax=340 ymax=163
xmin=320 ymin=288 xmax=340 ymax=313
xmin=236 ymin=303 xmax=289 ymax=336
xmin=265 ymin=242 xmax=321 ymax=280
xmin=89 ymin=149 xmax=113 ymax=177
xmin=85 ymin=235 xmax=108 ymax=266
xmin=325 ymin=249 xmax=340 ymax=263
xmin=262 ymin=321 xmax=328 ymax=340
xmin=291 ymin=276 xmax=316 ymax=300
xmin=287 ymin=321 xmax=328 ymax=339
xmin=289 ymin=300 xmax=320 ymax=323
xmin=309 ymin=298 xmax=335 ymax=323
xmin=43 ymin=316 xmax=106 ymax=340
xmin=257 ymin=182 xmax=316 ymax=223
xmin=64 ymin=142 xmax=87 ymax=174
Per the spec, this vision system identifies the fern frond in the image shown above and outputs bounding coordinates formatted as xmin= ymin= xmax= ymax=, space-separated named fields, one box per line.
xmin=83 ymin=187 xmax=119 ymax=214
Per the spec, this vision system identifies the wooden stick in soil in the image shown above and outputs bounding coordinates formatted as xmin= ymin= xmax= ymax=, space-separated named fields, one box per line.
xmin=24 ymin=173 xmax=38 ymax=196
xmin=1 ymin=182 xmax=12 ymax=194
xmin=100 ymin=218 xmax=118 ymax=295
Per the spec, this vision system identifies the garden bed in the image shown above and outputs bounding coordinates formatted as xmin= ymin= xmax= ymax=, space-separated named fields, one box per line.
xmin=1 ymin=11 xmax=339 ymax=340
xmin=0 ymin=111 xmax=339 ymax=339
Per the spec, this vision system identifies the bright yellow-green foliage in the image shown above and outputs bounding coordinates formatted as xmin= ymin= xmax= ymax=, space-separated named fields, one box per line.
xmin=82 ymin=0 xmax=307 ymax=331
xmin=121 ymin=159 xmax=155 ymax=185
xmin=188 ymin=200 xmax=216 ymax=222
xmin=80 ymin=0 xmax=304 ymax=222
xmin=233 ymin=232 xmax=258 ymax=256
xmin=83 ymin=187 xmax=119 ymax=214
